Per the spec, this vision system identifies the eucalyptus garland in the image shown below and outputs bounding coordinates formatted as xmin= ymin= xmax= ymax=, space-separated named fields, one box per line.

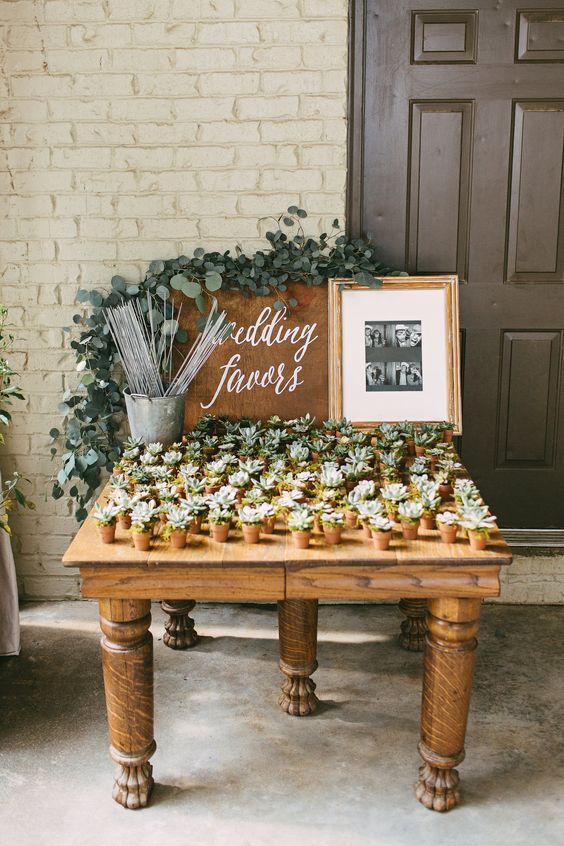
xmin=50 ymin=207 xmax=404 ymax=521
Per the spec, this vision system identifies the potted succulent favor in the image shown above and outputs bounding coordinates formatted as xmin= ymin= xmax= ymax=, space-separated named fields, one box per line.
xmin=356 ymin=499 xmax=386 ymax=539
xmin=111 ymin=489 xmax=133 ymax=529
xmin=228 ymin=469 xmax=250 ymax=502
xmin=378 ymin=450 xmax=402 ymax=483
xmin=130 ymin=500 xmax=159 ymax=551
xmin=320 ymin=508 xmax=345 ymax=545
xmin=239 ymin=505 xmax=263 ymax=544
xmin=288 ymin=441 xmax=310 ymax=467
xmin=436 ymin=458 xmax=463 ymax=500
xmin=164 ymin=504 xmax=192 ymax=549
xmin=436 ymin=510 xmax=458 ymax=544
xmin=208 ymin=506 xmax=233 ymax=543
xmin=397 ymin=499 xmax=423 ymax=540
xmin=182 ymin=493 xmax=207 ymax=534
xmin=439 ymin=420 xmax=454 ymax=443
xmin=93 ymin=502 xmax=119 ymax=544
xmin=110 ymin=473 xmax=130 ymax=492
xmin=419 ymin=485 xmax=442 ymax=530
xmin=380 ymin=482 xmax=409 ymax=522
xmin=258 ymin=501 xmax=277 ymax=534
xmin=369 ymin=514 xmax=394 ymax=551
xmin=414 ymin=429 xmax=436 ymax=456
xmin=344 ymin=488 xmax=362 ymax=528
xmin=458 ymin=505 xmax=497 ymax=550
xmin=287 ymin=505 xmax=315 ymax=549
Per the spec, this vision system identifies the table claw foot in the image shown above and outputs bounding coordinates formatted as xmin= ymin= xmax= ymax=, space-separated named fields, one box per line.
xmin=279 ymin=669 xmax=318 ymax=716
xmin=161 ymin=600 xmax=198 ymax=650
xmin=416 ymin=762 xmax=460 ymax=812
xmin=399 ymin=598 xmax=427 ymax=652
xmin=112 ymin=760 xmax=154 ymax=810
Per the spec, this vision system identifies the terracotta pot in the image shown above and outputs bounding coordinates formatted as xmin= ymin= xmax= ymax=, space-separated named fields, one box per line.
xmin=406 ymin=439 xmax=415 ymax=456
xmin=429 ymin=457 xmax=437 ymax=472
xmin=132 ymin=531 xmax=151 ymax=551
xmin=313 ymin=516 xmax=322 ymax=534
xmin=439 ymin=525 xmax=457 ymax=544
xmin=443 ymin=428 xmax=454 ymax=443
xmin=292 ymin=530 xmax=311 ymax=549
xmin=439 ymin=483 xmax=453 ymax=502
xmin=372 ymin=530 xmax=392 ymax=551
xmin=204 ymin=484 xmax=220 ymax=495
xmin=242 ymin=524 xmax=260 ymax=544
xmin=362 ymin=523 xmax=372 ymax=540
xmin=210 ymin=523 xmax=229 ymax=543
xmin=323 ymin=526 xmax=342 ymax=545
xmin=386 ymin=508 xmax=398 ymax=523
xmin=401 ymin=521 xmax=419 ymax=540
xmin=98 ymin=524 xmax=116 ymax=544
xmin=170 ymin=530 xmax=188 ymax=549
xmin=118 ymin=514 xmax=131 ymax=530
xmin=261 ymin=517 xmax=275 ymax=535
xmin=414 ymin=445 xmax=425 ymax=457
xmin=420 ymin=515 xmax=436 ymax=531
xmin=160 ymin=512 xmax=168 ymax=523
xmin=189 ymin=515 xmax=202 ymax=535
xmin=468 ymin=530 xmax=488 ymax=550
xmin=345 ymin=480 xmax=356 ymax=492
xmin=345 ymin=510 xmax=358 ymax=529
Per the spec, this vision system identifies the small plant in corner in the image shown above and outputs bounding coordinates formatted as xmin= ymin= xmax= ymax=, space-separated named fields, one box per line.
xmin=320 ymin=508 xmax=345 ymax=546
xmin=163 ymin=504 xmax=192 ymax=549
xmin=208 ymin=506 xmax=233 ymax=543
xmin=436 ymin=510 xmax=459 ymax=544
xmin=457 ymin=506 xmax=497 ymax=551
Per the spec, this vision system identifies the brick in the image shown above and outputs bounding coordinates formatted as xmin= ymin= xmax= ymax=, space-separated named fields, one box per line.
xmin=175 ymin=146 xmax=235 ymax=168
xmin=302 ymin=0 xmax=346 ymax=15
xmin=44 ymin=0 xmax=106 ymax=21
xmin=139 ymin=171 xmax=198 ymax=192
xmin=11 ymin=74 xmax=73 ymax=97
xmin=14 ymin=170 xmax=72 ymax=194
xmin=261 ymin=70 xmax=331 ymax=95
xmin=196 ymin=170 xmax=259 ymax=191
xmin=173 ymin=0 xmax=235 ymax=17
xmin=237 ymin=193 xmax=297 ymax=215
xmin=7 ymin=148 xmax=51 ymax=169
xmin=57 ymin=240 xmax=118 ymax=260
xmin=51 ymin=49 xmax=112 ymax=73
xmin=110 ymin=99 xmax=174 ymax=122
xmin=3 ymin=51 xmax=47 ymax=73
xmin=301 ymin=144 xmax=345 ymax=166
xmin=138 ymin=218 xmax=199 ymax=238
xmin=135 ymin=73 xmax=198 ymax=97
xmin=79 ymin=218 xmax=139 ymax=239
xmin=235 ymin=144 xmax=298 ymax=166
xmin=73 ymin=123 xmax=137 ymax=145
xmin=0 ymin=2 xmax=37 ymax=22
xmin=199 ymin=216 xmax=260 ymax=239
xmin=113 ymin=147 xmax=174 ymax=170
xmin=52 ymin=147 xmax=112 ymax=169
xmin=300 ymin=95 xmax=345 ymax=118
xmin=238 ymin=45 xmax=302 ymax=68
xmin=132 ymin=22 xmax=196 ymax=45
xmin=69 ymin=24 xmax=132 ymax=48
xmin=73 ymin=170 xmax=140 ymax=196
xmin=260 ymin=168 xmax=323 ymax=191
xmin=174 ymin=97 xmax=234 ymax=121
xmin=236 ymin=0 xmax=300 ymax=18
xmin=260 ymin=119 xmax=322 ymax=142
xmin=199 ymin=72 xmax=259 ymax=96
xmin=260 ymin=20 xmax=347 ymax=44
xmin=198 ymin=120 xmax=259 ymax=143
xmin=301 ymin=45 xmax=348 ymax=69
xmin=22 ymin=576 xmax=80 ymax=600
xmin=118 ymin=240 xmax=185 ymax=260
xmin=18 ymin=218 xmax=78 ymax=238
xmin=48 ymin=99 xmax=111 ymax=121
xmin=114 ymin=195 xmax=176 ymax=216
xmin=113 ymin=49 xmax=175 ymax=72
xmin=196 ymin=22 xmax=259 ymax=44
xmin=72 ymin=74 xmax=134 ymax=97
xmin=107 ymin=0 xmax=168 ymax=21
xmin=0 ymin=98 xmax=49 ymax=122
xmin=175 ymin=47 xmax=236 ymax=70
xmin=134 ymin=122 xmax=199 ymax=145
xmin=177 ymin=192 xmax=238 ymax=216
xmin=236 ymin=96 xmax=298 ymax=119
xmin=7 ymin=24 xmax=67 ymax=49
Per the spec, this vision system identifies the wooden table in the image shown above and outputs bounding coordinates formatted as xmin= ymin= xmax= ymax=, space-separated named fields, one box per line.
xmin=63 ymin=497 xmax=511 ymax=813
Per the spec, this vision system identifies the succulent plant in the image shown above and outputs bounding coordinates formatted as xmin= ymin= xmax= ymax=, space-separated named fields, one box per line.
xmin=239 ymin=505 xmax=263 ymax=526
xmin=228 ymin=469 xmax=250 ymax=489
xmin=398 ymin=499 xmax=424 ymax=523
xmin=165 ymin=504 xmax=192 ymax=531
xmin=369 ymin=515 xmax=394 ymax=533
xmin=287 ymin=506 xmax=314 ymax=533
xmin=318 ymin=464 xmax=345 ymax=489
xmin=380 ymin=483 xmax=409 ymax=504
xmin=110 ymin=474 xmax=129 ymax=490
xmin=437 ymin=510 xmax=458 ymax=527
xmin=206 ymin=485 xmax=238 ymax=510
xmin=320 ymin=509 xmax=345 ymax=528
xmin=208 ymin=506 xmax=233 ymax=526
xmin=93 ymin=502 xmax=119 ymax=526
xmin=130 ymin=499 xmax=159 ymax=533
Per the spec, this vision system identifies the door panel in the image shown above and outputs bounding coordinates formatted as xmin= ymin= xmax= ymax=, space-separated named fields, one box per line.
xmin=349 ymin=0 xmax=564 ymax=527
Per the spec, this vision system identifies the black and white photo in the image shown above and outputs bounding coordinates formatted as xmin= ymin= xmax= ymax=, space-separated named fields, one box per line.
xmin=364 ymin=321 xmax=423 ymax=391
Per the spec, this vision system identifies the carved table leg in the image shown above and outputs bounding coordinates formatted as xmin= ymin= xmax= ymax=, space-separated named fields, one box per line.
xmin=399 ymin=598 xmax=428 ymax=651
xmin=278 ymin=599 xmax=319 ymax=716
xmin=416 ymin=597 xmax=481 ymax=812
xmin=99 ymin=599 xmax=156 ymax=809
xmin=161 ymin=599 xmax=199 ymax=649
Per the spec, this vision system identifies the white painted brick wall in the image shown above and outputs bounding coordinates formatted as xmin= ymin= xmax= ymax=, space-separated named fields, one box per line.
xmin=0 ymin=0 xmax=349 ymax=599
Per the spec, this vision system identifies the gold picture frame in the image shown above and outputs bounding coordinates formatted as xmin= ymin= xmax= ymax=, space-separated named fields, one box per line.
xmin=328 ymin=275 xmax=462 ymax=433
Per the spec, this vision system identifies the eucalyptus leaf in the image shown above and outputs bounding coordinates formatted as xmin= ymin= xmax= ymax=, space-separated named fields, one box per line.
xmin=182 ymin=280 xmax=202 ymax=298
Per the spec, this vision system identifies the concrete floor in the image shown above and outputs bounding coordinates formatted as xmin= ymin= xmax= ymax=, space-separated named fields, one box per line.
xmin=1 ymin=603 xmax=563 ymax=846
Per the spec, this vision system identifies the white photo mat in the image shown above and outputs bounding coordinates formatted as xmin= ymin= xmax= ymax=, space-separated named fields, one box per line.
xmin=329 ymin=276 xmax=462 ymax=432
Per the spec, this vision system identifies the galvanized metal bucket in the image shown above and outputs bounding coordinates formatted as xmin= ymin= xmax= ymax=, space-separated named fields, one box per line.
xmin=124 ymin=389 xmax=186 ymax=447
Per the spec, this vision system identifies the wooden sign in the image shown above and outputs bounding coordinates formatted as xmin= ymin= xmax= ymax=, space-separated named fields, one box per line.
xmin=179 ymin=282 xmax=329 ymax=430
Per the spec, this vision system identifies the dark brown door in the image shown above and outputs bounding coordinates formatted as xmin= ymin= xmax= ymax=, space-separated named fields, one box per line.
xmin=349 ymin=0 xmax=564 ymax=528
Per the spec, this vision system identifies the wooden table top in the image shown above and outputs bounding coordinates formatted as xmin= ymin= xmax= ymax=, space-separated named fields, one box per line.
xmin=63 ymin=486 xmax=512 ymax=602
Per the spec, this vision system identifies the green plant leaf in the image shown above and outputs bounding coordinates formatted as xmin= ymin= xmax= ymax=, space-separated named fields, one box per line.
xmin=170 ymin=273 xmax=186 ymax=290
xmin=204 ymin=272 xmax=222 ymax=292
xmin=182 ymin=280 xmax=202 ymax=298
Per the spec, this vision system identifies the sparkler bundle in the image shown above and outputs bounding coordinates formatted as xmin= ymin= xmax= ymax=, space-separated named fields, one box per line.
xmin=104 ymin=294 xmax=233 ymax=398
